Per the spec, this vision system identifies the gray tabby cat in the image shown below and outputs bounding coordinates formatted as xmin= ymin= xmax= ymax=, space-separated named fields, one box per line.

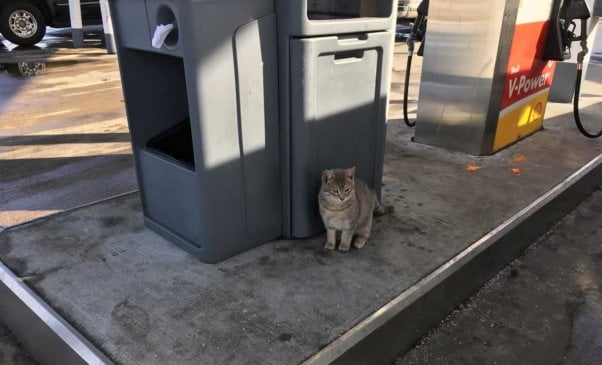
xmin=318 ymin=167 xmax=387 ymax=251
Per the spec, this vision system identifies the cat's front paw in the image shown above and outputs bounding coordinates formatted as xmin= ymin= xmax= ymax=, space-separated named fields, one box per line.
xmin=354 ymin=238 xmax=367 ymax=249
xmin=338 ymin=243 xmax=350 ymax=252
xmin=325 ymin=241 xmax=336 ymax=250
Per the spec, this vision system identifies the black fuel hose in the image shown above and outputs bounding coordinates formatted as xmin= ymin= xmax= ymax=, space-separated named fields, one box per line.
xmin=403 ymin=52 xmax=416 ymax=127
xmin=570 ymin=19 xmax=601 ymax=139
xmin=573 ymin=66 xmax=602 ymax=138
xmin=403 ymin=0 xmax=428 ymax=128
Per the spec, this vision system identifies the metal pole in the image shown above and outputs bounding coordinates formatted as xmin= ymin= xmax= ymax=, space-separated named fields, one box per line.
xmin=68 ymin=0 xmax=83 ymax=48
xmin=99 ymin=0 xmax=116 ymax=54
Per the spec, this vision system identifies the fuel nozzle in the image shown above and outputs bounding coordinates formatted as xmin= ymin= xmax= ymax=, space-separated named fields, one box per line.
xmin=544 ymin=0 xmax=591 ymax=61
xmin=563 ymin=0 xmax=591 ymax=65
xmin=407 ymin=0 xmax=429 ymax=57
xmin=561 ymin=0 xmax=591 ymax=61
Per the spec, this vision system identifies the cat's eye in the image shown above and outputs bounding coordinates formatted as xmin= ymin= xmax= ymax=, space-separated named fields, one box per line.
xmin=345 ymin=188 xmax=350 ymax=193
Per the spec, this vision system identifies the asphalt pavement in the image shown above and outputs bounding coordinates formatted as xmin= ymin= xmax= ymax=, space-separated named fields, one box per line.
xmin=396 ymin=187 xmax=602 ymax=365
xmin=0 ymin=27 xmax=136 ymax=230
xmin=0 ymin=322 xmax=36 ymax=365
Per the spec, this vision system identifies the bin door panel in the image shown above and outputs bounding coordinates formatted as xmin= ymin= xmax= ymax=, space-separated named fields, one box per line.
xmin=289 ymin=33 xmax=389 ymax=237
xmin=138 ymin=150 xmax=201 ymax=247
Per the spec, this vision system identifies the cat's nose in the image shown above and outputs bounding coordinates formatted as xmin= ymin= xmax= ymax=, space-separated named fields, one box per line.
xmin=339 ymin=196 xmax=345 ymax=201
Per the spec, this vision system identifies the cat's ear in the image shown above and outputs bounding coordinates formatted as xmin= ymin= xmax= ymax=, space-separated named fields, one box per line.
xmin=322 ymin=170 xmax=334 ymax=184
xmin=345 ymin=167 xmax=356 ymax=181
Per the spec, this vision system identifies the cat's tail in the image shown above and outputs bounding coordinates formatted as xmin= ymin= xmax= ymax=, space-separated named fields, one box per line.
xmin=373 ymin=192 xmax=394 ymax=216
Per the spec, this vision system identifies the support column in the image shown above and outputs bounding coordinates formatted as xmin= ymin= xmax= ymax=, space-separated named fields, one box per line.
xmin=68 ymin=0 xmax=83 ymax=48
xmin=99 ymin=0 xmax=116 ymax=54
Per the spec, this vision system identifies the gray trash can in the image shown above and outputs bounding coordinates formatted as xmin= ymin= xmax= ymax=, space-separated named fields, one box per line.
xmin=277 ymin=0 xmax=398 ymax=238
xmin=109 ymin=0 xmax=396 ymax=262
xmin=109 ymin=0 xmax=281 ymax=263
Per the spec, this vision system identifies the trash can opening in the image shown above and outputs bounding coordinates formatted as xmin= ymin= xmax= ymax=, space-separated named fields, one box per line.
xmin=147 ymin=119 xmax=195 ymax=170
xmin=306 ymin=0 xmax=393 ymax=20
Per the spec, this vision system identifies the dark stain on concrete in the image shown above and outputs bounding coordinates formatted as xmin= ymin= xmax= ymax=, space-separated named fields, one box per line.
xmin=300 ymin=241 xmax=322 ymax=252
xmin=418 ymin=245 xmax=434 ymax=253
xmin=508 ymin=268 xmax=520 ymax=279
xmin=2 ymin=256 xmax=27 ymax=276
xmin=111 ymin=299 xmax=151 ymax=339
xmin=79 ymin=235 xmax=111 ymax=263
xmin=278 ymin=333 xmax=292 ymax=342
xmin=100 ymin=216 xmax=125 ymax=228
xmin=258 ymin=256 xmax=271 ymax=266
xmin=313 ymin=250 xmax=330 ymax=265
xmin=404 ymin=241 xmax=433 ymax=253
xmin=395 ymin=223 xmax=427 ymax=236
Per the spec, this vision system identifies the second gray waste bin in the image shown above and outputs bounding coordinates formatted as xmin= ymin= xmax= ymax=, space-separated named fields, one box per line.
xmin=277 ymin=0 xmax=398 ymax=238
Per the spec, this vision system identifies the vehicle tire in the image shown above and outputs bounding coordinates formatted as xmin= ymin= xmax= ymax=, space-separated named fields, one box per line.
xmin=0 ymin=2 xmax=46 ymax=46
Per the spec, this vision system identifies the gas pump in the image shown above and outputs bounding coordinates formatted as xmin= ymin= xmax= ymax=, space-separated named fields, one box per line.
xmin=544 ymin=0 xmax=601 ymax=138
xmin=403 ymin=0 xmax=601 ymax=142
